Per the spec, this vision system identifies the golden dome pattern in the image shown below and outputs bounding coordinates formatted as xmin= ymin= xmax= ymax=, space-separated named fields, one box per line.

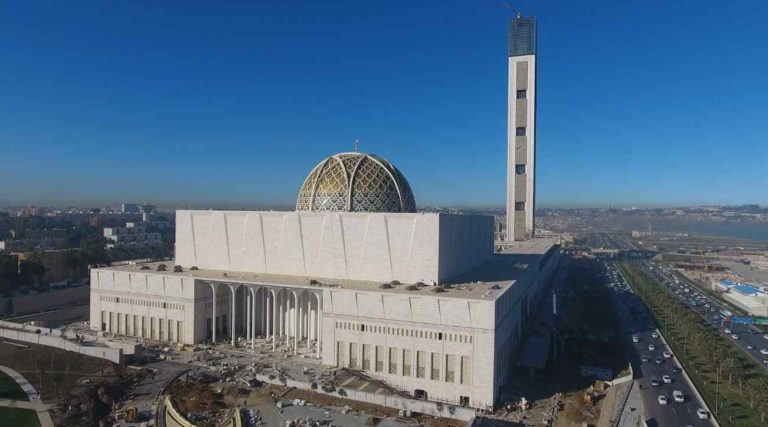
xmin=296 ymin=152 xmax=416 ymax=213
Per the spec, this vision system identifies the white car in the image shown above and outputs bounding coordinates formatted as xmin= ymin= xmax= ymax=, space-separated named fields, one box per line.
xmin=748 ymin=345 xmax=755 ymax=350
xmin=632 ymin=335 xmax=639 ymax=343
xmin=662 ymin=375 xmax=672 ymax=384
xmin=652 ymin=332 xmax=659 ymax=338
xmin=725 ymin=328 xmax=732 ymax=334
xmin=648 ymin=344 xmax=655 ymax=351
xmin=763 ymin=334 xmax=768 ymax=340
xmin=731 ymin=334 xmax=739 ymax=340
xmin=651 ymin=377 xmax=661 ymax=387
xmin=697 ymin=408 xmax=709 ymax=419
xmin=673 ymin=390 xmax=684 ymax=403
xmin=760 ymin=349 xmax=768 ymax=355
xmin=658 ymin=395 xmax=668 ymax=405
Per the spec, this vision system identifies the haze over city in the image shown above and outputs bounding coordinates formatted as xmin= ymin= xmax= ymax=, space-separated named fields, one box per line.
xmin=2 ymin=0 xmax=766 ymax=209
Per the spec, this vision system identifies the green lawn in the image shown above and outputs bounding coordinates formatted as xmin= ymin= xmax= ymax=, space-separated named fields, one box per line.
xmin=0 ymin=371 xmax=29 ymax=401
xmin=0 ymin=407 xmax=40 ymax=427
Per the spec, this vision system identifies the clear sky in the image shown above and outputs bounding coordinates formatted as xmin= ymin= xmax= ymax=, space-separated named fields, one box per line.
xmin=1 ymin=0 xmax=767 ymax=209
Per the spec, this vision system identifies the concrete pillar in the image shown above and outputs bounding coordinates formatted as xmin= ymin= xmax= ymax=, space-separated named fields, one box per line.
xmin=298 ymin=294 xmax=303 ymax=344
xmin=228 ymin=284 xmax=240 ymax=346
xmin=315 ymin=292 xmax=322 ymax=358
xmin=264 ymin=290 xmax=272 ymax=341
xmin=306 ymin=297 xmax=312 ymax=350
xmin=250 ymin=286 xmax=257 ymax=349
xmin=246 ymin=289 xmax=252 ymax=343
xmin=209 ymin=282 xmax=218 ymax=343
xmin=293 ymin=291 xmax=299 ymax=354
xmin=272 ymin=289 xmax=278 ymax=351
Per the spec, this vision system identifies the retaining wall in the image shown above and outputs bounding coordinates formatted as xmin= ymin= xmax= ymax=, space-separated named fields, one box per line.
xmin=254 ymin=373 xmax=477 ymax=421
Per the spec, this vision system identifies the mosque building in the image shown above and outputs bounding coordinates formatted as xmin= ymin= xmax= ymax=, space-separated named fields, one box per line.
xmin=89 ymin=12 xmax=558 ymax=410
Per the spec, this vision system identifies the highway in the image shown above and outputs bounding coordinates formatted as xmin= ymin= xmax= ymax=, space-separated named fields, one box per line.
xmin=640 ymin=260 xmax=768 ymax=372
xmin=606 ymin=260 xmax=714 ymax=427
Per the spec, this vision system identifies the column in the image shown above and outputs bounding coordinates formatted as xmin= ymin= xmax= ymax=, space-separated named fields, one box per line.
xmin=315 ymin=292 xmax=322 ymax=358
xmin=242 ymin=287 xmax=248 ymax=334
xmin=285 ymin=293 xmax=291 ymax=347
xmin=266 ymin=291 xmax=271 ymax=341
xmin=250 ymin=287 xmax=257 ymax=349
xmin=209 ymin=282 xmax=218 ymax=343
xmin=228 ymin=284 xmax=240 ymax=346
xmin=306 ymin=297 xmax=312 ymax=350
xmin=272 ymin=289 xmax=278 ymax=351
xmin=293 ymin=291 xmax=299 ymax=354
xmin=298 ymin=293 xmax=303 ymax=349
xmin=246 ymin=289 xmax=252 ymax=344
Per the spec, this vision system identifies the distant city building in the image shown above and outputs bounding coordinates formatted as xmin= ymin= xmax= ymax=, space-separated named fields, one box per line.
xmin=713 ymin=278 xmax=768 ymax=317
xmin=0 ymin=237 xmax=68 ymax=253
xmin=506 ymin=14 xmax=537 ymax=242
xmin=121 ymin=203 xmax=140 ymax=214
xmin=139 ymin=204 xmax=156 ymax=222
xmin=103 ymin=222 xmax=162 ymax=249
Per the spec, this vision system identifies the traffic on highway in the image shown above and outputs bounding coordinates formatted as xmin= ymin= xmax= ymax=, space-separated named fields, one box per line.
xmin=640 ymin=260 xmax=768 ymax=371
xmin=605 ymin=260 xmax=714 ymax=427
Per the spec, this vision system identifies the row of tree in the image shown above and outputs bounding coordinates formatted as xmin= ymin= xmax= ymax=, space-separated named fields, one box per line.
xmin=620 ymin=261 xmax=768 ymax=425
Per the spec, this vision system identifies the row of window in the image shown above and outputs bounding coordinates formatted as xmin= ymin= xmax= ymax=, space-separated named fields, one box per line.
xmin=100 ymin=295 xmax=184 ymax=311
xmin=336 ymin=341 xmax=472 ymax=385
xmin=99 ymin=310 xmax=184 ymax=343
xmin=335 ymin=321 xmax=472 ymax=344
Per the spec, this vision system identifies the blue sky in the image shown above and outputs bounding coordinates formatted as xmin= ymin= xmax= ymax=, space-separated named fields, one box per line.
xmin=1 ymin=0 xmax=767 ymax=209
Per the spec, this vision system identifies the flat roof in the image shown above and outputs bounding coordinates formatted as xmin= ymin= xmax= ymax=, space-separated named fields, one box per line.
xmin=96 ymin=238 xmax=559 ymax=301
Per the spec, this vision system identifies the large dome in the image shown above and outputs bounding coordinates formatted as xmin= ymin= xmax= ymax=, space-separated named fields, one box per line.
xmin=296 ymin=152 xmax=416 ymax=213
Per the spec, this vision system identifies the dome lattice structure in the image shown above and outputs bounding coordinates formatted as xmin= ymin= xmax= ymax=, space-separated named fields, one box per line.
xmin=296 ymin=152 xmax=416 ymax=213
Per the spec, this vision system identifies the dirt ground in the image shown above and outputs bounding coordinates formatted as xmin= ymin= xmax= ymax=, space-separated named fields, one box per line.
xmin=169 ymin=373 xmax=463 ymax=427
xmin=0 ymin=340 xmax=119 ymax=402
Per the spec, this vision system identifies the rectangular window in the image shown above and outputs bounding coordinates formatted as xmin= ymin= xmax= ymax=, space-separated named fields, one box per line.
xmin=516 ymin=126 xmax=526 ymax=136
xmin=431 ymin=353 xmax=441 ymax=380
xmin=516 ymin=89 xmax=527 ymax=99
xmin=362 ymin=344 xmax=371 ymax=371
xmin=375 ymin=346 xmax=384 ymax=372
xmin=403 ymin=350 xmax=412 ymax=376
xmin=389 ymin=348 xmax=398 ymax=374
xmin=461 ymin=356 xmax=472 ymax=385
xmin=445 ymin=355 xmax=456 ymax=383
xmin=349 ymin=343 xmax=358 ymax=369
xmin=417 ymin=351 xmax=426 ymax=378
xmin=515 ymin=164 xmax=525 ymax=174
xmin=515 ymin=202 xmax=525 ymax=211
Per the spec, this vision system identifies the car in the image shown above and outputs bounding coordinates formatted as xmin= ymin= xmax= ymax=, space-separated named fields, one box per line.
xmin=663 ymin=351 xmax=672 ymax=359
xmin=672 ymin=365 xmax=682 ymax=373
xmin=763 ymin=359 xmax=768 ymax=365
xmin=760 ymin=349 xmax=768 ymax=355
xmin=655 ymin=356 xmax=663 ymax=364
xmin=673 ymin=390 xmax=684 ymax=403
xmin=731 ymin=334 xmax=739 ymax=339
xmin=662 ymin=375 xmax=672 ymax=384
xmin=641 ymin=354 xmax=649 ymax=363
xmin=657 ymin=395 xmax=668 ymax=405
xmin=697 ymin=408 xmax=710 ymax=419
xmin=652 ymin=332 xmax=659 ymax=338
xmin=651 ymin=377 xmax=661 ymax=386
xmin=632 ymin=335 xmax=639 ymax=343
xmin=725 ymin=328 xmax=732 ymax=334
xmin=748 ymin=345 xmax=755 ymax=350
xmin=648 ymin=344 xmax=655 ymax=351
xmin=762 ymin=334 xmax=768 ymax=340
